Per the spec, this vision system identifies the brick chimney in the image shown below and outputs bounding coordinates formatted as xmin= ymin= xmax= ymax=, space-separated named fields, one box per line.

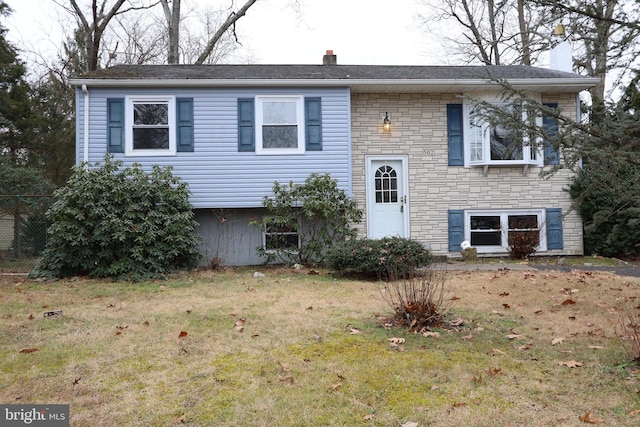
xmin=323 ymin=50 xmax=337 ymax=65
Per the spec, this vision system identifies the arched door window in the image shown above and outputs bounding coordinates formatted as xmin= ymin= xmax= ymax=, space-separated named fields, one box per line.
xmin=375 ymin=165 xmax=398 ymax=203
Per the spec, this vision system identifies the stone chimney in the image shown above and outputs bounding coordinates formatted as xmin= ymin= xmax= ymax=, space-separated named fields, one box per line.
xmin=323 ymin=50 xmax=337 ymax=65
xmin=550 ymin=25 xmax=572 ymax=73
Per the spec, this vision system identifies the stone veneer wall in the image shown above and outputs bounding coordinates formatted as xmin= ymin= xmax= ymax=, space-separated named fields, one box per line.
xmin=350 ymin=92 xmax=583 ymax=257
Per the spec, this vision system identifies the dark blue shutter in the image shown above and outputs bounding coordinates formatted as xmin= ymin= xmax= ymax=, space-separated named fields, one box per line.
xmin=546 ymin=208 xmax=563 ymax=250
xmin=447 ymin=104 xmax=464 ymax=166
xmin=448 ymin=209 xmax=465 ymax=252
xmin=176 ymin=98 xmax=194 ymax=152
xmin=237 ymin=98 xmax=255 ymax=152
xmin=305 ymin=97 xmax=322 ymax=151
xmin=543 ymin=103 xmax=559 ymax=165
xmin=107 ymin=98 xmax=124 ymax=153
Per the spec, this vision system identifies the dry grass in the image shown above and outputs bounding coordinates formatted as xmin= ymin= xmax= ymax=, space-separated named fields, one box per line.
xmin=0 ymin=266 xmax=639 ymax=426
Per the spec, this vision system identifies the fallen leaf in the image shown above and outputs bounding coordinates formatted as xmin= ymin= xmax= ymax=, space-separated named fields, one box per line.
xmin=452 ymin=402 xmax=467 ymax=408
xmin=491 ymin=310 xmax=505 ymax=316
xmin=72 ymin=377 xmax=81 ymax=385
xmin=173 ymin=415 xmax=187 ymax=423
xmin=278 ymin=375 xmax=294 ymax=384
xmin=401 ymin=422 xmax=419 ymax=427
xmin=389 ymin=342 xmax=405 ymax=351
xmin=363 ymin=414 xmax=374 ymax=421
xmin=562 ymin=298 xmax=576 ymax=305
xmin=451 ymin=296 xmax=460 ymax=301
xmin=178 ymin=331 xmax=188 ymax=338
xmin=559 ymin=360 xmax=583 ymax=368
xmin=388 ymin=337 xmax=405 ymax=344
xmin=517 ymin=343 xmax=532 ymax=351
xmin=349 ymin=328 xmax=361 ymax=334
xmin=506 ymin=334 xmax=525 ymax=340
xmin=502 ymin=303 xmax=511 ymax=309
xmin=423 ymin=331 xmax=441 ymax=338
xmin=629 ymin=410 xmax=640 ymax=417
xmin=19 ymin=348 xmax=39 ymax=354
xmin=491 ymin=348 xmax=506 ymax=355
xmin=461 ymin=334 xmax=473 ymax=341
xmin=488 ymin=367 xmax=502 ymax=376
xmin=499 ymin=292 xmax=509 ymax=297
xmin=588 ymin=345 xmax=606 ymax=350
xmin=308 ymin=270 xmax=319 ymax=275
xmin=28 ymin=314 xmax=34 ymax=320
xmin=235 ymin=319 xmax=245 ymax=332
xmin=552 ymin=337 xmax=565 ymax=345
xmin=449 ymin=318 xmax=465 ymax=327
xmin=329 ymin=383 xmax=342 ymax=391
xmin=578 ymin=411 xmax=603 ymax=424
xmin=143 ymin=321 xmax=149 ymax=326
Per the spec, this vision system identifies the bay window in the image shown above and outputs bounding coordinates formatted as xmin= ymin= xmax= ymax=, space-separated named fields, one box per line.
xmin=466 ymin=101 xmax=543 ymax=167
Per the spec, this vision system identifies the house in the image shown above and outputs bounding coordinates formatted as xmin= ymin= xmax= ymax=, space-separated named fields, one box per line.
xmin=70 ymin=52 xmax=598 ymax=266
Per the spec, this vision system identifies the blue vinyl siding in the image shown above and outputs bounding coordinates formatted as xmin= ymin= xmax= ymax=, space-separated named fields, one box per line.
xmin=78 ymin=87 xmax=351 ymax=209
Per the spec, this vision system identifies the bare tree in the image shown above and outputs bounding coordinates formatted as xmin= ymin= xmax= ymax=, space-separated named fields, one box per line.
xmin=54 ymin=0 xmax=159 ymax=72
xmin=158 ymin=0 xmax=259 ymax=64
xmin=534 ymin=0 xmax=640 ymax=102
xmin=418 ymin=0 xmax=551 ymax=65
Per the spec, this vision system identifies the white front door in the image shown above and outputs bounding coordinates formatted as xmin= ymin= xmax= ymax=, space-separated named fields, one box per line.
xmin=367 ymin=158 xmax=408 ymax=238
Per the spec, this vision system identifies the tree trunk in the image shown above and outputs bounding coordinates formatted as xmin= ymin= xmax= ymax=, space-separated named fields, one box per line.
xmin=517 ymin=0 xmax=531 ymax=65
xmin=487 ymin=0 xmax=501 ymax=65
xmin=161 ymin=0 xmax=181 ymax=64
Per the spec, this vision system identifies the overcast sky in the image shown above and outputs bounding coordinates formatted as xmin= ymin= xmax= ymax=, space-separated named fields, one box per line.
xmin=5 ymin=0 xmax=443 ymax=67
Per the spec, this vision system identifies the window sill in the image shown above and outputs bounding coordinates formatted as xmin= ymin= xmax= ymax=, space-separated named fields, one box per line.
xmin=125 ymin=150 xmax=177 ymax=157
xmin=468 ymin=162 xmax=541 ymax=177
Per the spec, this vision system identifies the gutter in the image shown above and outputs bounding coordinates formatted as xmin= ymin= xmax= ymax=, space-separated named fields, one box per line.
xmin=82 ymin=84 xmax=89 ymax=164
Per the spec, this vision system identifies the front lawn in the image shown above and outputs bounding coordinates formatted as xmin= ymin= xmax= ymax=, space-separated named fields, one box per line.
xmin=1 ymin=267 xmax=638 ymax=426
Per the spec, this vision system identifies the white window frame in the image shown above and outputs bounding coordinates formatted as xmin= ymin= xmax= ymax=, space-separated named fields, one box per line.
xmin=463 ymin=95 xmax=544 ymax=167
xmin=262 ymin=216 xmax=300 ymax=253
xmin=255 ymin=95 xmax=305 ymax=155
xmin=465 ymin=209 xmax=547 ymax=253
xmin=125 ymin=95 xmax=176 ymax=156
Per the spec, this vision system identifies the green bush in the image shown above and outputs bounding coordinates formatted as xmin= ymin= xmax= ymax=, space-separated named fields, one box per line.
xmin=326 ymin=237 xmax=432 ymax=280
xmin=255 ymin=173 xmax=362 ymax=265
xmin=30 ymin=156 xmax=201 ymax=280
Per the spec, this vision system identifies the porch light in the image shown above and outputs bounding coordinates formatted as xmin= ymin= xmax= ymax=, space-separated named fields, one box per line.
xmin=383 ymin=112 xmax=391 ymax=131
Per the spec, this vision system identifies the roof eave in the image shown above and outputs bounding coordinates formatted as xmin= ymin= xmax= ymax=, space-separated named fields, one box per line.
xmin=69 ymin=77 xmax=599 ymax=93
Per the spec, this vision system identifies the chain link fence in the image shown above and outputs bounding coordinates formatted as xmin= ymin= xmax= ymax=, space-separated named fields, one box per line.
xmin=0 ymin=195 xmax=52 ymax=260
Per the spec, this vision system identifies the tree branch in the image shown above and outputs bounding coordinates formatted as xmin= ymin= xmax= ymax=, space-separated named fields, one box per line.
xmin=195 ymin=0 xmax=259 ymax=65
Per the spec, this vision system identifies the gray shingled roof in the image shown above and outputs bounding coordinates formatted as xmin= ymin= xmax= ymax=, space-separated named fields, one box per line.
xmin=81 ymin=64 xmax=585 ymax=81
xmin=71 ymin=64 xmax=598 ymax=93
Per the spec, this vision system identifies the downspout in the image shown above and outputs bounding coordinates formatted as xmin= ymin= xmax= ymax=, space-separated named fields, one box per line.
xmin=577 ymin=92 xmax=583 ymax=169
xmin=82 ymin=84 xmax=89 ymax=165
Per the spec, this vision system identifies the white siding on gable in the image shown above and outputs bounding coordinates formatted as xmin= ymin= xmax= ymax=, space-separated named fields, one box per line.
xmin=77 ymin=87 xmax=352 ymax=208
